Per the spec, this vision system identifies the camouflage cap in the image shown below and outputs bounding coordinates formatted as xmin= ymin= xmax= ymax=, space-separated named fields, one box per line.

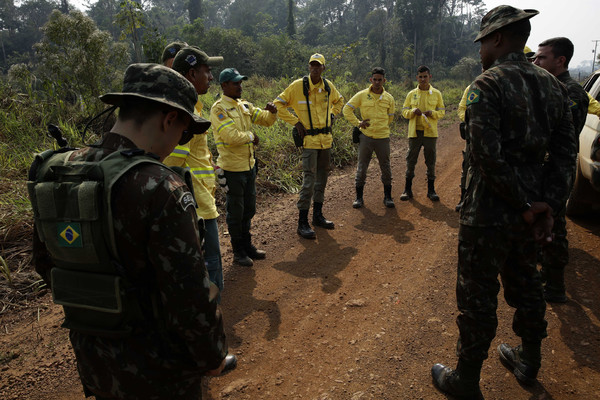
xmin=172 ymin=46 xmax=224 ymax=75
xmin=161 ymin=41 xmax=188 ymax=63
xmin=474 ymin=5 xmax=538 ymax=42
xmin=100 ymin=63 xmax=210 ymax=135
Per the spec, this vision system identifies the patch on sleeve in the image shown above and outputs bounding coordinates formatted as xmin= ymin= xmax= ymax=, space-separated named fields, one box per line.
xmin=177 ymin=191 xmax=196 ymax=212
xmin=569 ymin=99 xmax=578 ymax=109
xmin=218 ymin=113 xmax=226 ymax=121
xmin=466 ymin=89 xmax=480 ymax=105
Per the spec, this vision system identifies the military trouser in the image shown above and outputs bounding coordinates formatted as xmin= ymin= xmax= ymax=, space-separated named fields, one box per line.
xmin=456 ymin=224 xmax=547 ymax=364
xmin=405 ymin=130 xmax=437 ymax=180
xmin=224 ymin=167 xmax=257 ymax=239
xmin=355 ymin=134 xmax=392 ymax=187
xmin=203 ymin=217 xmax=223 ymax=299
xmin=297 ymin=148 xmax=331 ymax=210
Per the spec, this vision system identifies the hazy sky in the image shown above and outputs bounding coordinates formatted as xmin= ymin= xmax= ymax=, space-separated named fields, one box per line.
xmin=68 ymin=0 xmax=600 ymax=70
xmin=481 ymin=0 xmax=600 ymax=69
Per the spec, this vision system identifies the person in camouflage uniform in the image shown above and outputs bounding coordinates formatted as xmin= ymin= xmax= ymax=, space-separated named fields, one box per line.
xmin=533 ymin=37 xmax=590 ymax=303
xmin=431 ymin=6 xmax=577 ymax=399
xmin=32 ymin=63 xmax=229 ymax=399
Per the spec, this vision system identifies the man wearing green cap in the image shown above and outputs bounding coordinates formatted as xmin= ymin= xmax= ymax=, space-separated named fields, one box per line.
xmin=533 ymin=37 xmax=590 ymax=304
xmin=274 ymin=53 xmax=344 ymax=239
xmin=210 ymin=68 xmax=277 ymax=266
xmin=29 ymin=63 xmax=230 ymax=399
xmin=432 ymin=6 xmax=576 ymax=399
xmin=163 ymin=46 xmax=228 ymax=298
xmin=161 ymin=40 xmax=187 ymax=68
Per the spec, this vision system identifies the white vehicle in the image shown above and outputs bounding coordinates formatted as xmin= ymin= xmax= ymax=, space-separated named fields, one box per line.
xmin=566 ymin=69 xmax=600 ymax=216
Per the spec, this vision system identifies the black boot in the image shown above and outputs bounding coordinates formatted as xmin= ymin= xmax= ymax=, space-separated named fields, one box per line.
xmin=427 ymin=179 xmax=440 ymax=201
xmin=353 ymin=185 xmax=364 ymax=209
xmin=297 ymin=209 xmax=316 ymax=239
xmin=431 ymin=359 xmax=484 ymax=400
xmin=383 ymin=184 xmax=395 ymax=208
xmin=243 ymin=233 xmax=266 ymax=260
xmin=542 ymin=266 xmax=567 ymax=303
xmin=498 ymin=343 xmax=540 ymax=385
xmin=312 ymin=202 xmax=334 ymax=229
xmin=455 ymin=187 xmax=466 ymax=212
xmin=399 ymin=178 xmax=413 ymax=201
xmin=231 ymin=237 xmax=253 ymax=267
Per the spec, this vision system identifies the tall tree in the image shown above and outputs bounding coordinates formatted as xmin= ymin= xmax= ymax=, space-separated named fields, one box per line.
xmin=115 ymin=0 xmax=145 ymax=62
xmin=188 ymin=0 xmax=202 ymax=22
xmin=286 ymin=0 xmax=295 ymax=37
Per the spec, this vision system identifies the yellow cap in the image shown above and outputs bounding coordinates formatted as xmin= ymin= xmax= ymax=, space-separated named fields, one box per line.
xmin=309 ymin=53 xmax=325 ymax=65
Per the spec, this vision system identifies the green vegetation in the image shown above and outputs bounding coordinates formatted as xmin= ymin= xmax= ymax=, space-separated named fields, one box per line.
xmin=0 ymin=1 xmax=472 ymax=305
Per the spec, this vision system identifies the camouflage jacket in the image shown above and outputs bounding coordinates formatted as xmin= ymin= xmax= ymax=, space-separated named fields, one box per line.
xmin=32 ymin=133 xmax=227 ymax=399
xmin=557 ymin=70 xmax=590 ymax=139
xmin=460 ymin=52 xmax=577 ymax=227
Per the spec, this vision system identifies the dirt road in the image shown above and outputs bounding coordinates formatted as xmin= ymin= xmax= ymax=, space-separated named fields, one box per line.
xmin=1 ymin=121 xmax=600 ymax=400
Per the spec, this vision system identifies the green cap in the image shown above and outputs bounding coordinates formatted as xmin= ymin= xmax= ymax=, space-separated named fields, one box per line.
xmin=100 ymin=63 xmax=210 ymax=135
xmin=172 ymin=46 xmax=223 ymax=75
xmin=219 ymin=68 xmax=248 ymax=84
xmin=161 ymin=41 xmax=187 ymax=63
xmin=474 ymin=5 xmax=538 ymax=42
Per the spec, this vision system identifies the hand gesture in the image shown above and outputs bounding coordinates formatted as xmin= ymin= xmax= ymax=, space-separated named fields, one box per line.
xmin=265 ymin=102 xmax=277 ymax=114
xmin=359 ymin=119 xmax=371 ymax=129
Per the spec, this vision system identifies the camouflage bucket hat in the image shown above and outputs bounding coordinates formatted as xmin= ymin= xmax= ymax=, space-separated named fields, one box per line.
xmin=100 ymin=63 xmax=210 ymax=135
xmin=474 ymin=5 xmax=538 ymax=42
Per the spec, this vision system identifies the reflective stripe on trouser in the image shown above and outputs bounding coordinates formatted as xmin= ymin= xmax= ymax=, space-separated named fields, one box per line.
xmin=456 ymin=224 xmax=547 ymax=364
xmin=355 ymin=134 xmax=392 ymax=187
xmin=223 ymin=167 xmax=256 ymax=239
xmin=405 ymin=130 xmax=437 ymax=180
xmin=203 ymin=218 xmax=223 ymax=297
xmin=297 ymin=148 xmax=331 ymax=210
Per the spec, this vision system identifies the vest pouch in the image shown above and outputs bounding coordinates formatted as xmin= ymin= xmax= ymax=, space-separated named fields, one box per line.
xmin=51 ymin=268 xmax=134 ymax=338
xmin=32 ymin=178 xmax=114 ymax=273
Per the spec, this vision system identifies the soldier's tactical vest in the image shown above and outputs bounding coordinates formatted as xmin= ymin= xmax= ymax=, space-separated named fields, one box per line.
xmin=27 ymin=147 xmax=194 ymax=337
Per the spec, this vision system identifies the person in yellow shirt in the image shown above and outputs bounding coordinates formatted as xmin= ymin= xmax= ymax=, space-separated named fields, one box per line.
xmin=400 ymin=65 xmax=446 ymax=201
xmin=588 ymin=92 xmax=600 ymax=117
xmin=210 ymin=68 xmax=277 ymax=266
xmin=343 ymin=67 xmax=396 ymax=208
xmin=163 ymin=46 xmax=227 ymax=294
xmin=274 ymin=53 xmax=344 ymax=239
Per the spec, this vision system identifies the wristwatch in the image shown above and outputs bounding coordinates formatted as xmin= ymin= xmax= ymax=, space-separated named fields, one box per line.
xmin=519 ymin=202 xmax=532 ymax=213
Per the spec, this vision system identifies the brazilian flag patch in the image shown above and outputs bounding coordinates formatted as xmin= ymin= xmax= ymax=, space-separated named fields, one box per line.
xmin=569 ymin=99 xmax=578 ymax=109
xmin=466 ymin=89 xmax=480 ymax=105
xmin=58 ymin=223 xmax=82 ymax=247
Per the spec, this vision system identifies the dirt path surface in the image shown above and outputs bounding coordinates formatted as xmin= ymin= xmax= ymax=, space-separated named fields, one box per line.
xmin=2 ymin=121 xmax=600 ymax=400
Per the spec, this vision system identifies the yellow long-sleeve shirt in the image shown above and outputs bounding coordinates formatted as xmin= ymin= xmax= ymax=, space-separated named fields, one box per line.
xmin=401 ymin=84 xmax=445 ymax=138
xmin=458 ymin=86 xmax=470 ymax=122
xmin=342 ymin=85 xmax=395 ymax=139
xmin=210 ymin=95 xmax=277 ymax=172
xmin=274 ymin=77 xmax=344 ymax=149
xmin=163 ymin=100 xmax=218 ymax=220
xmin=588 ymin=92 xmax=600 ymax=117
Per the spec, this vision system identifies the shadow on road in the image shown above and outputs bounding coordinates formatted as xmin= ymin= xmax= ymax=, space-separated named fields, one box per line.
xmin=271 ymin=228 xmax=357 ymax=294
xmin=353 ymin=205 xmax=414 ymax=244
xmin=410 ymin=197 xmax=459 ymax=229
xmin=221 ymin=267 xmax=281 ymax=346
xmin=552 ymin=247 xmax=600 ymax=374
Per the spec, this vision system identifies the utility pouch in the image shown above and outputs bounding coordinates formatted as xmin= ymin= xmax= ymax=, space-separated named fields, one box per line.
xmin=292 ymin=127 xmax=303 ymax=147
xmin=51 ymin=268 xmax=133 ymax=337
xmin=459 ymin=122 xmax=467 ymax=140
xmin=352 ymin=127 xmax=361 ymax=144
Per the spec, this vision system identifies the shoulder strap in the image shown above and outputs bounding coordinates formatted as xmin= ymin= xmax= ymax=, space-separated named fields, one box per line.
xmin=302 ymin=76 xmax=314 ymax=131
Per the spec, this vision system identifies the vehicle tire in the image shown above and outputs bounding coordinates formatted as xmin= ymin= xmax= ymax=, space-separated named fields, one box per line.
xmin=566 ymin=156 xmax=593 ymax=217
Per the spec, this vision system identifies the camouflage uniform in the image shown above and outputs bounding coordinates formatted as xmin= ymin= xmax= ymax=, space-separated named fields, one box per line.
xmin=31 ymin=64 xmax=227 ymax=400
xmin=458 ymin=52 xmax=577 ymax=365
xmin=541 ymin=70 xmax=590 ymax=297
